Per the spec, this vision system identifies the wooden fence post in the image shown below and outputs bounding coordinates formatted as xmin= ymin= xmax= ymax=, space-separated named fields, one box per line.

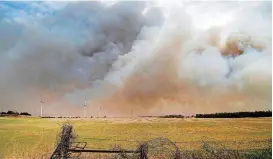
xmin=139 ymin=144 xmax=148 ymax=159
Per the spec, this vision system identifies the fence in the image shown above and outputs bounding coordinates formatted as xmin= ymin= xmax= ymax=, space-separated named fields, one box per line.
xmin=50 ymin=124 xmax=74 ymax=159
xmin=50 ymin=124 xmax=272 ymax=159
xmin=50 ymin=124 xmax=148 ymax=159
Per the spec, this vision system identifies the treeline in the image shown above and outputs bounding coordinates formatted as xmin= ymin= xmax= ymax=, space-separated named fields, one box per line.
xmin=139 ymin=116 xmax=160 ymax=118
xmin=159 ymin=114 xmax=185 ymax=118
xmin=41 ymin=116 xmax=107 ymax=118
xmin=42 ymin=116 xmax=88 ymax=118
xmin=195 ymin=111 xmax=272 ymax=118
xmin=0 ymin=110 xmax=31 ymax=116
xmin=139 ymin=115 xmax=186 ymax=118
xmin=42 ymin=116 xmax=82 ymax=118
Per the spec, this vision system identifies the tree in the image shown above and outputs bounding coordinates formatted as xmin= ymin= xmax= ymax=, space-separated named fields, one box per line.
xmin=7 ymin=110 xmax=19 ymax=115
xmin=20 ymin=112 xmax=31 ymax=116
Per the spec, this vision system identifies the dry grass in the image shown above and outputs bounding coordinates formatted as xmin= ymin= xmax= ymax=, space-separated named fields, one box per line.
xmin=0 ymin=117 xmax=271 ymax=158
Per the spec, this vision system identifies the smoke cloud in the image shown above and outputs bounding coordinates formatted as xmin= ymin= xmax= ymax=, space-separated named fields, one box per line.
xmin=0 ymin=1 xmax=271 ymax=116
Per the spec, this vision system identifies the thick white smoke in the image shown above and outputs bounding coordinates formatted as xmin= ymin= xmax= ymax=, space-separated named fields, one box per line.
xmin=0 ymin=1 xmax=271 ymax=116
xmin=93 ymin=1 xmax=272 ymax=116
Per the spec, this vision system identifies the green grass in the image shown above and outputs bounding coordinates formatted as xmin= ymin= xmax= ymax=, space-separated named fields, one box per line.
xmin=0 ymin=117 xmax=271 ymax=158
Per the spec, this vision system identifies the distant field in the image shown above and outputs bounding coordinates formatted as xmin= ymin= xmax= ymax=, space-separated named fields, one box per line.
xmin=0 ymin=117 xmax=271 ymax=159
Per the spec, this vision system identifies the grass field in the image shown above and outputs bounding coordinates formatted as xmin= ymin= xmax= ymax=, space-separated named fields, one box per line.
xmin=0 ymin=117 xmax=271 ymax=159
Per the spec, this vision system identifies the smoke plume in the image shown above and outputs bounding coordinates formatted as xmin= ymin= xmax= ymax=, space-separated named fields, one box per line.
xmin=0 ymin=1 xmax=271 ymax=116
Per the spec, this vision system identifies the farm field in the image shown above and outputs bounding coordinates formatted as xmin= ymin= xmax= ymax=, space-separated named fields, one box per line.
xmin=0 ymin=117 xmax=271 ymax=159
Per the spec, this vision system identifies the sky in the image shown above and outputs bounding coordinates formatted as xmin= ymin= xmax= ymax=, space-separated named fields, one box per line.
xmin=0 ymin=1 xmax=272 ymax=116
